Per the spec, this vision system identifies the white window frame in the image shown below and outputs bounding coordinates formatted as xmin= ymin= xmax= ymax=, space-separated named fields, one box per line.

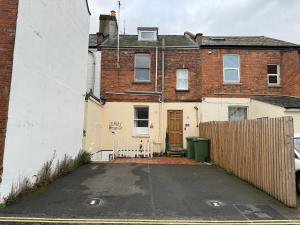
xmin=223 ymin=54 xmax=240 ymax=83
xmin=228 ymin=106 xmax=248 ymax=121
xmin=133 ymin=106 xmax=149 ymax=135
xmin=138 ymin=30 xmax=157 ymax=41
xmin=134 ymin=54 xmax=151 ymax=82
xmin=267 ymin=64 xmax=280 ymax=86
xmin=176 ymin=69 xmax=189 ymax=90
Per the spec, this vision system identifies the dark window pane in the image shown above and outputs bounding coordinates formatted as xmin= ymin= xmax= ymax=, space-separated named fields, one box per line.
xmin=268 ymin=75 xmax=278 ymax=84
xmin=267 ymin=65 xmax=277 ymax=74
xmin=135 ymin=107 xmax=149 ymax=119
xmin=136 ymin=120 xmax=149 ymax=127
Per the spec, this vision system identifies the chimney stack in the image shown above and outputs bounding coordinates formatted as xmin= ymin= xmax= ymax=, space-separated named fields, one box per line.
xmin=195 ymin=33 xmax=203 ymax=45
xmin=99 ymin=10 xmax=118 ymax=38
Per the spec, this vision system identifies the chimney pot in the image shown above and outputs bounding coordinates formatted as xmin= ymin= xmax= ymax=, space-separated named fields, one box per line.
xmin=110 ymin=10 xmax=116 ymax=17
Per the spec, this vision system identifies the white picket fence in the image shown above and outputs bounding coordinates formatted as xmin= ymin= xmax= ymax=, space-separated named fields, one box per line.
xmin=113 ymin=139 xmax=154 ymax=158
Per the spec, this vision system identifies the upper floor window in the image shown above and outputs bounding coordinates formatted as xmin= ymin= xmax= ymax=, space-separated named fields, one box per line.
xmin=176 ymin=69 xmax=189 ymax=90
xmin=223 ymin=54 xmax=240 ymax=83
xmin=267 ymin=64 xmax=280 ymax=86
xmin=134 ymin=54 xmax=150 ymax=82
xmin=134 ymin=106 xmax=149 ymax=135
xmin=138 ymin=27 xmax=158 ymax=41
xmin=228 ymin=106 xmax=247 ymax=121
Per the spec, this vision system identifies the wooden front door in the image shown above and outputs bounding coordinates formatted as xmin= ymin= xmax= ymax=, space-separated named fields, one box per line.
xmin=167 ymin=110 xmax=183 ymax=149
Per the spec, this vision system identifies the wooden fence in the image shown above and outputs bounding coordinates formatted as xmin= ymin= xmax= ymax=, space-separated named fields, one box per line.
xmin=199 ymin=117 xmax=296 ymax=207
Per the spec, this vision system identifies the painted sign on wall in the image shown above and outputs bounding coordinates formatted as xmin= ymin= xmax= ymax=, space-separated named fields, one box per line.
xmin=109 ymin=121 xmax=122 ymax=131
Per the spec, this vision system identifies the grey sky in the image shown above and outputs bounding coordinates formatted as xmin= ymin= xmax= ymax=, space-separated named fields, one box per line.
xmin=88 ymin=0 xmax=300 ymax=44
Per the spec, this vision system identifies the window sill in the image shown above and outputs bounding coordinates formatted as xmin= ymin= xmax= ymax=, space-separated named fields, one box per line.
xmin=176 ymin=89 xmax=189 ymax=92
xmin=268 ymin=85 xmax=282 ymax=88
xmin=132 ymin=81 xmax=152 ymax=84
xmin=223 ymin=82 xmax=242 ymax=86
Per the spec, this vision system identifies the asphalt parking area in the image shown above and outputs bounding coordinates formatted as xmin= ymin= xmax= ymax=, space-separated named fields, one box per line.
xmin=0 ymin=163 xmax=299 ymax=224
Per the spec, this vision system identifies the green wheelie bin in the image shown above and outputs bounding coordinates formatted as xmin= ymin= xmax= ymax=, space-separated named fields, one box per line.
xmin=193 ymin=137 xmax=210 ymax=162
xmin=186 ymin=136 xmax=199 ymax=159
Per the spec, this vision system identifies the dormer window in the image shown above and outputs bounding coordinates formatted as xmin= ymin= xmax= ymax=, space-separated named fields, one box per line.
xmin=138 ymin=27 xmax=158 ymax=41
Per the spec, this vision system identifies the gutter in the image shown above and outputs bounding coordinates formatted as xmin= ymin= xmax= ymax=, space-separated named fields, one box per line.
xmin=100 ymin=46 xmax=198 ymax=49
xmin=125 ymin=90 xmax=162 ymax=95
xmin=200 ymin=45 xmax=299 ymax=50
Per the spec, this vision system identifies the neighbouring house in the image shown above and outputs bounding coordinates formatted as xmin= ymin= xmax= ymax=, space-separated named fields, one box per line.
xmin=0 ymin=0 xmax=90 ymax=200
xmin=86 ymin=12 xmax=300 ymax=157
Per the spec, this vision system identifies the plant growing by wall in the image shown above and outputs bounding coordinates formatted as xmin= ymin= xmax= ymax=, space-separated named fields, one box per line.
xmin=3 ymin=150 xmax=91 ymax=207
xmin=165 ymin=131 xmax=169 ymax=156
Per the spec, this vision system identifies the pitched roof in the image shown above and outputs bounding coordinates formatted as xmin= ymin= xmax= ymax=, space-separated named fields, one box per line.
xmin=251 ymin=96 xmax=300 ymax=109
xmin=201 ymin=36 xmax=298 ymax=47
xmin=89 ymin=34 xmax=97 ymax=48
xmin=100 ymin=35 xmax=199 ymax=48
xmin=89 ymin=33 xmax=299 ymax=49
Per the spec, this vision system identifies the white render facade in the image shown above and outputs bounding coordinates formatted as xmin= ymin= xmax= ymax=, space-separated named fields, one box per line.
xmin=0 ymin=0 xmax=90 ymax=200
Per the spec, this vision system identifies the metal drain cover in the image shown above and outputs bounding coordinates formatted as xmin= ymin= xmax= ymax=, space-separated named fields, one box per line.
xmin=234 ymin=204 xmax=285 ymax=220
xmin=206 ymin=200 xmax=225 ymax=207
xmin=86 ymin=198 xmax=103 ymax=207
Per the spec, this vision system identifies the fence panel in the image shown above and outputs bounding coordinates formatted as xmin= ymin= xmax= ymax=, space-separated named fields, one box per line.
xmin=199 ymin=117 xmax=296 ymax=207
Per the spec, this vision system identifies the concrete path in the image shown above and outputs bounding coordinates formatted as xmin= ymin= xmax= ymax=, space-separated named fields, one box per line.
xmin=0 ymin=163 xmax=299 ymax=224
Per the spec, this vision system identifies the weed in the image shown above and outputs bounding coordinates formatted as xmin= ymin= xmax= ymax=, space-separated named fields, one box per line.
xmin=35 ymin=158 xmax=54 ymax=188
xmin=3 ymin=150 xmax=90 ymax=206
xmin=4 ymin=185 xmax=18 ymax=206
xmin=53 ymin=154 xmax=74 ymax=178
xmin=73 ymin=150 xmax=91 ymax=168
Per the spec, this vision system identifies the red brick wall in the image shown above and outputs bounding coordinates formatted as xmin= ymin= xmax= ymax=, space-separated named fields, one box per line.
xmin=0 ymin=0 xmax=18 ymax=175
xmin=101 ymin=47 xmax=300 ymax=102
xmin=282 ymin=50 xmax=300 ymax=97
xmin=200 ymin=48 xmax=299 ymax=97
xmin=101 ymin=48 xmax=201 ymax=102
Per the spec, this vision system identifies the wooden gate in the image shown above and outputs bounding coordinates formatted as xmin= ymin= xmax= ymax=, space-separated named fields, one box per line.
xmin=167 ymin=110 xmax=183 ymax=149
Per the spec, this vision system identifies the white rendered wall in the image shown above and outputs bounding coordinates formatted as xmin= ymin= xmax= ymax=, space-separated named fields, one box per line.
xmin=87 ymin=50 xmax=101 ymax=98
xmin=0 ymin=0 xmax=90 ymax=200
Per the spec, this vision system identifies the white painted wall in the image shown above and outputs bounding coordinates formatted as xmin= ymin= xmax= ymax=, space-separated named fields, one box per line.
xmin=201 ymin=97 xmax=251 ymax=122
xmin=0 ymin=0 xmax=90 ymax=200
xmin=87 ymin=50 xmax=101 ymax=98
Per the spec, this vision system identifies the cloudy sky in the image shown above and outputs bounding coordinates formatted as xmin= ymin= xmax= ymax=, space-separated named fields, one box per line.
xmin=88 ymin=0 xmax=300 ymax=44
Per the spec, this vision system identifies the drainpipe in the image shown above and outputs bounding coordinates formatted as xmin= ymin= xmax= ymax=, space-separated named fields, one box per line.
xmin=160 ymin=38 xmax=166 ymax=152
xmin=155 ymin=47 xmax=158 ymax=92
xmin=162 ymin=38 xmax=165 ymax=102
xmin=88 ymin=50 xmax=96 ymax=94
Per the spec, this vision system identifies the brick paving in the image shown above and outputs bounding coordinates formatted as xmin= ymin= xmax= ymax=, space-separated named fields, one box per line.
xmin=110 ymin=157 xmax=198 ymax=165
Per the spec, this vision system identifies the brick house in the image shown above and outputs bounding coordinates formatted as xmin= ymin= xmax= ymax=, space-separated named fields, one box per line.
xmin=0 ymin=0 xmax=90 ymax=201
xmin=86 ymin=12 xmax=300 ymax=156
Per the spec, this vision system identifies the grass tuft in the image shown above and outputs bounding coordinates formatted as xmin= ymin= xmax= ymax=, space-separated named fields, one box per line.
xmin=3 ymin=150 xmax=90 ymax=207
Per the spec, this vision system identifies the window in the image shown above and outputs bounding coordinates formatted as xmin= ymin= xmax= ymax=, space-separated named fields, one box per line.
xmin=223 ymin=54 xmax=240 ymax=83
xmin=176 ymin=69 xmax=189 ymax=90
xmin=228 ymin=106 xmax=247 ymax=121
xmin=134 ymin=107 xmax=149 ymax=135
xmin=295 ymin=138 xmax=300 ymax=154
xmin=267 ymin=64 xmax=280 ymax=86
xmin=134 ymin=54 xmax=150 ymax=82
xmin=138 ymin=30 xmax=157 ymax=41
